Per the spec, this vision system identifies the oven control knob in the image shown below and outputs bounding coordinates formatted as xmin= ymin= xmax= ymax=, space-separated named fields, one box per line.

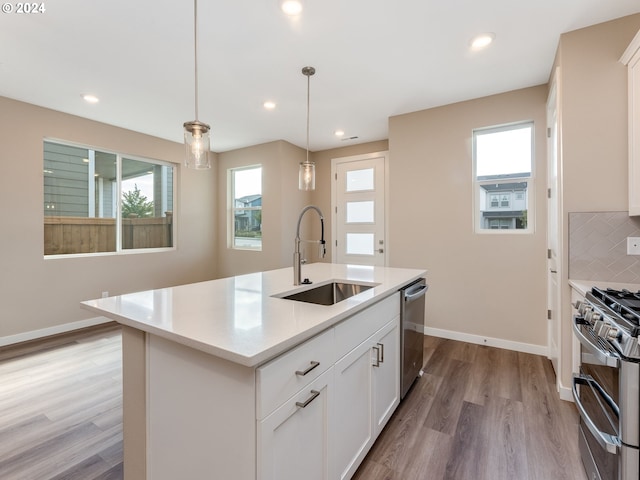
xmin=595 ymin=321 xmax=607 ymax=335
xmin=585 ymin=310 xmax=600 ymax=323
xmin=606 ymin=328 xmax=620 ymax=341
xmin=581 ymin=304 xmax=593 ymax=316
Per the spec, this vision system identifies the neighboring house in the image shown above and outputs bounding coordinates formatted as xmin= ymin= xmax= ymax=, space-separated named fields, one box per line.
xmin=478 ymin=174 xmax=529 ymax=229
xmin=43 ymin=141 xmax=173 ymax=219
xmin=234 ymin=194 xmax=262 ymax=232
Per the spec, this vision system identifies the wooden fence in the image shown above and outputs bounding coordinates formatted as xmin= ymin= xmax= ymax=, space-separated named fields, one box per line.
xmin=44 ymin=214 xmax=173 ymax=255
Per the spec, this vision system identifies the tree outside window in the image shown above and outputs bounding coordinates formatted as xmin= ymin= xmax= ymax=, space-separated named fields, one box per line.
xmin=43 ymin=140 xmax=174 ymax=255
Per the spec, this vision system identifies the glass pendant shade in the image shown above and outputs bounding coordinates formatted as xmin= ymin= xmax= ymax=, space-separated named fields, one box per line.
xmin=299 ymin=66 xmax=316 ymax=191
xmin=299 ymin=161 xmax=315 ymax=190
xmin=184 ymin=120 xmax=211 ymax=169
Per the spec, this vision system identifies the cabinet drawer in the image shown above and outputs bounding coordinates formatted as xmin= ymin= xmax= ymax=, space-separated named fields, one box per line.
xmin=257 ymin=328 xmax=335 ymax=419
xmin=334 ymin=293 xmax=400 ymax=360
xmin=257 ymin=367 xmax=333 ymax=480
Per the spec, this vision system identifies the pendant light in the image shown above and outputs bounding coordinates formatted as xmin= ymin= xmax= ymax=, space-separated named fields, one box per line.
xmin=299 ymin=66 xmax=316 ymax=191
xmin=183 ymin=0 xmax=211 ymax=169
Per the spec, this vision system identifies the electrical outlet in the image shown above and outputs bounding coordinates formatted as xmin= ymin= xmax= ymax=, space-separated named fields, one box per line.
xmin=102 ymin=291 xmax=109 ymax=298
xmin=627 ymin=237 xmax=640 ymax=255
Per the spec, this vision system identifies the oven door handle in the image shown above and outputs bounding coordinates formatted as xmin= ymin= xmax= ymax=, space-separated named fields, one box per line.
xmin=572 ymin=374 xmax=621 ymax=454
xmin=572 ymin=316 xmax=620 ymax=368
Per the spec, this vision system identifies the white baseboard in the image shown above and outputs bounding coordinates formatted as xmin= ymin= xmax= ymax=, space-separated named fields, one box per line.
xmin=423 ymin=326 xmax=549 ymax=357
xmin=0 ymin=316 xmax=112 ymax=347
xmin=557 ymin=379 xmax=574 ymax=402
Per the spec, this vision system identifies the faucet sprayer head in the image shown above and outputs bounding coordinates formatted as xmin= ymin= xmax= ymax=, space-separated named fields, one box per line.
xmin=319 ymin=240 xmax=326 ymax=258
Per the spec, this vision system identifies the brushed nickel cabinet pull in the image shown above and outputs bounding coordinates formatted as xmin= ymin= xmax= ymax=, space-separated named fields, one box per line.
xmin=372 ymin=346 xmax=381 ymax=367
xmin=296 ymin=390 xmax=320 ymax=408
xmin=295 ymin=361 xmax=320 ymax=376
xmin=377 ymin=342 xmax=384 ymax=363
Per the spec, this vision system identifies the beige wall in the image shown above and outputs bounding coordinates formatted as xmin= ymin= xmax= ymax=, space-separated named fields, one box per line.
xmin=214 ymin=140 xmax=390 ymax=278
xmin=215 ymin=140 xmax=311 ymax=277
xmin=556 ymin=14 xmax=640 ymax=388
xmin=388 ymin=86 xmax=548 ymax=348
xmin=0 ymin=96 xmax=217 ymax=339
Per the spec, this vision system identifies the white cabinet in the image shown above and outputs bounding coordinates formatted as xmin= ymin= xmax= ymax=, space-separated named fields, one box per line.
xmin=333 ymin=317 xmax=399 ymax=480
xmin=621 ymin=29 xmax=640 ymax=215
xmin=256 ymin=328 xmax=335 ymax=419
xmin=372 ymin=320 xmax=400 ymax=436
xmin=257 ymin=293 xmax=401 ymax=480
xmin=333 ymin=333 xmax=375 ymax=480
xmin=256 ymin=329 xmax=336 ymax=480
xmin=258 ymin=368 xmax=333 ymax=480
xmin=147 ymin=293 xmax=401 ymax=480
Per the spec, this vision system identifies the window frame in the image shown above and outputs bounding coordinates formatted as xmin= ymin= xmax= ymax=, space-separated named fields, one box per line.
xmin=228 ymin=164 xmax=263 ymax=251
xmin=43 ymin=138 xmax=177 ymax=258
xmin=472 ymin=121 xmax=535 ymax=234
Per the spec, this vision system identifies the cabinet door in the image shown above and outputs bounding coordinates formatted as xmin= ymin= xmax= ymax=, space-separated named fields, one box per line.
xmin=257 ymin=368 xmax=333 ymax=480
xmin=372 ymin=318 xmax=400 ymax=436
xmin=332 ymin=339 xmax=375 ymax=480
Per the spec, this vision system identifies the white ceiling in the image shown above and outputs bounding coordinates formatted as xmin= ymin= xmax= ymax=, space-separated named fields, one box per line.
xmin=1 ymin=0 xmax=639 ymax=152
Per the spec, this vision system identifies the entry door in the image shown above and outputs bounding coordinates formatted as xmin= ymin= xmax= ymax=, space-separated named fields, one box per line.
xmin=547 ymin=72 xmax=561 ymax=379
xmin=333 ymin=153 xmax=387 ymax=266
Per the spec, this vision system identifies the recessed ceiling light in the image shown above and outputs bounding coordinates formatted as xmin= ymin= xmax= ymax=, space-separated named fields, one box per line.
xmin=334 ymin=130 xmax=345 ymax=137
xmin=263 ymin=101 xmax=276 ymax=110
xmin=470 ymin=33 xmax=495 ymax=51
xmin=82 ymin=94 xmax=100 ymax=104
xmin=281 ymin=0 xmax=302 ymax=16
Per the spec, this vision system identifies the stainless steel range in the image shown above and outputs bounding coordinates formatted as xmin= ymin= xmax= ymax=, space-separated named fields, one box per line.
xmin=573 ymin=287 xmax=640 ymax=480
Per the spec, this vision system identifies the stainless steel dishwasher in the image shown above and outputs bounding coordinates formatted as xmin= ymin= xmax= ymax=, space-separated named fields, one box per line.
xmin=400 ymin=278 xmax=428 ymax=399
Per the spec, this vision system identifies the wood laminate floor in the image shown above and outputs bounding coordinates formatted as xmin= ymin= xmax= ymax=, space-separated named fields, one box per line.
xmin=353 ymin=336 xmax=587 ymax=480
xmin=0 ymin=325 xmax=123 ymax=480
xmin=0 ymin=328 xmax=587 ymax=480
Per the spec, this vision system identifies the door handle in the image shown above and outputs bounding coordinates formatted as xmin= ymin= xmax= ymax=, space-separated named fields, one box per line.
xmin=378 ymin=248 xmax=384 ymax=253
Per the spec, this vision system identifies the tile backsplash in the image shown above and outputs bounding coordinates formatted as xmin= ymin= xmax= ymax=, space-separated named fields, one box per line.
xmin=569 ymin=211 xmax=640 ymax=283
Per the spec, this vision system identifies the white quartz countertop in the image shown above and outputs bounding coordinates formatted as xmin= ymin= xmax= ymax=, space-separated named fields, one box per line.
xmin=81 ymin=263 xmax=426 ymax=367
xmin=569 ymin=279 xmax=640 ymax=297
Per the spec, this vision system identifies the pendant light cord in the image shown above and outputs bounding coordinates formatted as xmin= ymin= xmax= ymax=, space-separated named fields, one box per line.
xmin=193 ymin=0 xmax=199 ymax=121
xmin=306 ymin=71 xmax=310 ymax=164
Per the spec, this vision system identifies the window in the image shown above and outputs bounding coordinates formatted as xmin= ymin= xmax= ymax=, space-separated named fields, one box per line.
xmin=44 ymin=140 xmax=175 ymax=256
xmin=230 ymin=165 xmax=262 ymax=250
xmin=473 ymin=122 xmax=533 ymax=233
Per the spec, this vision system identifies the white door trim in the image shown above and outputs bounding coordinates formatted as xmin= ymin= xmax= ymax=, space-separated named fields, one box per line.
xmin=546 ymin=67 xmax=563 ymax=392
xmin=331 ymin=151 xmax=389 ymax=265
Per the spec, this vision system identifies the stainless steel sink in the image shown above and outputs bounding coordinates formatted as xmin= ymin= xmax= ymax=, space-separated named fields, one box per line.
xmin=278 ymin=282 xmax=375 ymax=306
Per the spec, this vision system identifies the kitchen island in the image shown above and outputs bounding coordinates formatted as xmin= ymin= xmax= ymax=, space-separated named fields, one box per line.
xmin=81 ymin=263 xmax=426 ymax=480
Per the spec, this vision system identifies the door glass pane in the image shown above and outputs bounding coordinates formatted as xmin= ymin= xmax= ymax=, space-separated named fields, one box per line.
xmin=121 ymin=158 xmax=174 ymax=250
xmin=346 ymin=201 xmax=374 ymax=223
xmin=346 ymin=168 xmax=374 ymax=192
xmin=346 ymin=233 xmax=374 ymax=255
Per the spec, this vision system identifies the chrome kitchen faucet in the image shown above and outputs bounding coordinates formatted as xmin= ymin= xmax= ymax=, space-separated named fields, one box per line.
xmin=293 ymin=205 xmax=326 ymax=285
